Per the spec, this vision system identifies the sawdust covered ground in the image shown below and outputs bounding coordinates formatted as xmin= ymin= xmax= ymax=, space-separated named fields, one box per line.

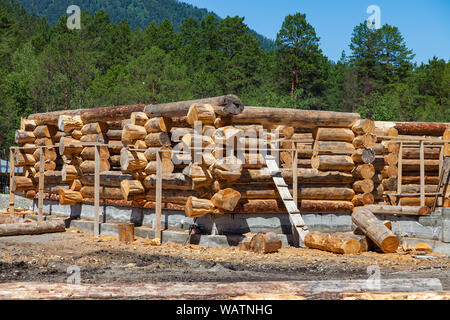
xmin=0 ymin=229 xmax=448 ymax=290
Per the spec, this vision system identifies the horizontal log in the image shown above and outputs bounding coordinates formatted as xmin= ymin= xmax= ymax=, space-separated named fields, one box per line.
xmin=59 ymin=189 xmax=83 ymax=205
xmin=362 ymin=205 xmax=431 ymax=216
xmin=312 ymin=128 xmax=355 ymax=142
xmin=28 ymin=109 xmax=84 ymax=126
xmin=130 ymin=112 xmax=148 ymax=126
xmin=146 ymin=189 xmax=199 ymax=204
xmin=0 ymin=220 xmax=65 ymax=237
xmin=299 ymin=200 xmax=354 ymax=213
xmin=311 ymin=155 xmax=354 ymax=172
xmin=143 ymin=173 xmax=193 ymax=190
xmin=305 ymin=231 xmax=360 ymax=255
xmin=81 ymin=105 xmax=146 ymax=123
xmin=15 ymin=130 xmax=35 ymax=144
xmin=352 ymin=119 xmax=375 ymax=135
xmin=11 ymin=176 xmax=34 ymax=192
xmin=80 ymin=186 xmax=124 ymax=200
xmin=395 ymin=122 xmax=449 ymax=136
xmin=58 ymin=115 xmax=83 ymax=132
xmin=80 ymin=171 xmax=133 ymax=187
xmin=145 ymin=95 xmax=243 ymax=118
xmin=233 ymin=107 xmax=360 ymax=129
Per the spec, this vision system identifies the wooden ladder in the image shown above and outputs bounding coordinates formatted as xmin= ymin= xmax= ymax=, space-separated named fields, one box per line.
xmin=264 ymin=154 xmax=309 ymax=247
xmin=432 ymin=157 xmax=450 ymax=212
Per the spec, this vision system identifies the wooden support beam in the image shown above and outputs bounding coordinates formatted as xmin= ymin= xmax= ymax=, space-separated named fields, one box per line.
xmin=94 ymin=144 xmax=100 ymax=238
xmin=293 ymin=148 xmax=298 ymax=205
xmin=9 ymin=148 xmax=15 ymax=217
xmin=154 ymin=150 xmax=162 ymax=241
xmin=397 ymin=142 xmax=403 ymax=195
xmin=38 ymin=147 xmax=44 ymax=222
xmin=420 ymin=141 xmax=425 ymax=207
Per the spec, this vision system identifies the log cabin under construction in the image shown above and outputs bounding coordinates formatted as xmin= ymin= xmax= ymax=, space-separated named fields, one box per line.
xmin=7 ymin=95 xmax=450 ymax=251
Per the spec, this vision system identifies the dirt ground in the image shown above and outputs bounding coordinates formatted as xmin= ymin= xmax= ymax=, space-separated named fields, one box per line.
xmin=0 ymin=228 xmax=448 ymax=295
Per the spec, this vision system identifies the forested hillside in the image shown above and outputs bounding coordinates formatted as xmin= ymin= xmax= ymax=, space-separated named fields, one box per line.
xmin=0 ymin=0 xmax=448 ymax=152
xmin=16 ymin=0 xmax=276 ymax=50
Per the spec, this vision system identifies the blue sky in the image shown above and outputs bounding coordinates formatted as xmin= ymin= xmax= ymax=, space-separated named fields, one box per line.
xmin=182 ymin=0 xmax=450 ymax=64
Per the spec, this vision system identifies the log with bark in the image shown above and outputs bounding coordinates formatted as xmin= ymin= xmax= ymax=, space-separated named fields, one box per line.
xmin=394 ymin=122 xmax=449 ymax=136
xmin=144 ymin=117 xmax=172 ymax=133
xmin=81 ymin=186 xmax=124 ymax=200
xmin=299 ymin=200 xmax=354 ymax=213
xmin=145 ymin=189 xmax=199 ymax=204
xmin=0 ymin=220 xmax=66 ymax=237
xmin=145 ymin=95 xmax=244 ymax=118
xmin=143 ymin=173 xmax=193 ymax=190
xmin=249 ymin=233 xmax=282 ymax=254
xmin=351 ymin=148 xmax=376 ymax=164
xmin=352 ymin=119 xmax=375 ymax=135
xmin=304 ymin=231 xmax=360 ymax=255
xmin=233 ymin=107 xmax=360 ymax=129
xmin=312 ymin=128 xmax=355 ymax=142
xmin=311 ymin=155 xmax=355 ymax=172
xmin=58 ymin=115 xmax=83 ymax=132
xmin=122 ymin=124 xmax=147 ymax=141
xmin=80 ymin=171 xmax=133 ymax=187
xmin=352 ymin=208 xmax=399 ymax=253
xmin=15 ymin=130 xmax=36 ymax=144
xmin=361 ymin=205 xmax=431 ymax=216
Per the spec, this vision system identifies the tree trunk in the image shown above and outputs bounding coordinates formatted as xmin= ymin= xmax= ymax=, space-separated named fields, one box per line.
xmin=80 ymin=186 xmax=124 ymax=200
xmin=144 ymin=117 xmax=172 ymax=133
xmin=185 ymin=197 xmax=215 ymax=218
xmin=233 ymin=107 xmax=360 ymax=129
xmin=58 ymin=115 xmax=83 ymax=132
xmin=249 ymin=233 xmax=282 ymax=253
xmin=362 ymin=205 xmax=431 ymax=216
xmin=352 ymin=134 xmax=377 ymax=149
xmin=300 ymin=200 xmax=354 ymax=213
xmin=79 ymin=160 xmax=110 ymax=174
xmin=143 ymin=173 xmax=193 ymax=190
xmin=0 ymin=220 xmax=65 ymax=237
xmin=312 ymin=128 xmax=355 ymax=142
xmin=353 ymin=179 xmax=374 ymax=193
xmin=311 ymin=155 xmax=355 ymax=171
xmin=211 ymin=188 xmax=241 ymax=211
xmin=304 ymin=231 xmax=360 ymax=255
xmin=15 ymin=130 xmax=36 ymax=144
xmin=352 ymin=119 xmax=375 ymax=135
xmin=120 ymin=149 xmax=147 ymax=171
xmin=352 ymin=208 xmax=399 ymax=253
xmin=59 ymin=189 xmax=83 ymax=205
xmin=145 ymin=132 xmax=171 ymax=147
xmin=395 ymin=122 xmax=449 ymax=136
xmin=145 ymin=95 xmax=244 ymax=118
xmin=122 ymin=124 xmax=147 ymax=141
xmin=120 ymin=180 xmax=145 ymax=201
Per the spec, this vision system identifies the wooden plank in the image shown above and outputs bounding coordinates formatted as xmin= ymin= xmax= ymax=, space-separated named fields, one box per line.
xmin=94 ymin=145 xmax=100 ymax=237
xmin=420 ymin=141 xmax=425 ymax=207
xmin=38 ymin=147 xmax=44 ymax=222
xmin=293 ymin=149 xmax=298 ymax=205
xmin=397 ymin=142 xmax=403 ymax=194
xmin=9 ymin=148 xmax=15 ymax=217
xmin=278 ymin=187 xmax=293 ymax=201
xmin=154 ymin=150 xmax=162 ymax=240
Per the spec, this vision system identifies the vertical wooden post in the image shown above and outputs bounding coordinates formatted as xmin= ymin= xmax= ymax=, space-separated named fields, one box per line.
xmin=154 ymin=150 xmax=162 ymax=240
xmin=420 ymin=140 xmax=425 ymax=207
xmin=38 ymin=147 xmax=44 ymax=222
xmin=397 ymin=142 xmax=403 ymax=194
xmin=9 ymin=148 xmax=15 ymax=217
xmin=293 ymin=146 xmax=298 ymax=206
xmin=94 ymin=144 xmax=100 ymax=237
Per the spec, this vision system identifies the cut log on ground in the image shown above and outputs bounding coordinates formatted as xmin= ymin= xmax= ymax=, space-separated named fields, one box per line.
xmin=305 ymin=231 xmax=360 ymax=255
xmin=0 ymin=220 xmax=65 ymax=237
xmin=249 ymin=232 xmax=282 ymax=254
xmin=352 ymin=208 xmax=399 ymax=253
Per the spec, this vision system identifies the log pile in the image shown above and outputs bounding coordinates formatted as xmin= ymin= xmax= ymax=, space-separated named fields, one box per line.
xmin=374 ymin=121 xmax=449 ymax=208
xmin=14 ymin=97 xmax=449 ymax=221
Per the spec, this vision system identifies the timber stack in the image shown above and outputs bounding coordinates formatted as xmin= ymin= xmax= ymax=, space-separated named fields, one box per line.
xmin=12 ymin=95 xmax=449 ymax=218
